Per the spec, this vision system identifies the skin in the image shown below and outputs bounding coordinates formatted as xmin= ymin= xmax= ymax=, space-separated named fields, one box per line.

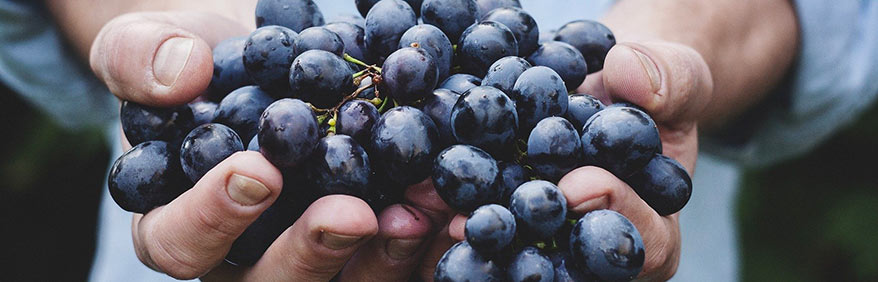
xmin=46 ymin=0 xmax=797 ymax=280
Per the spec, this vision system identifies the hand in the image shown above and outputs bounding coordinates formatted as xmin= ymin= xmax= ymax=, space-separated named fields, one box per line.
xmin=91 ymin=10 xmax=451 ymax=281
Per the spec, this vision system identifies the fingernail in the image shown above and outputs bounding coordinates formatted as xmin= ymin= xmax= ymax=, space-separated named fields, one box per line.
xmin=153 ymin=37 xmax=193 ymax=86
xmin=227 ymin=173 xmax=271 ymax=206
xmin=623 ymin=45 xmax=661 ymax=91
xmin=573 ymin=196 xmax=609 ymax=212
xmin=386 ymin=238 xmax=424 ymax=260
xmin=321 ymin=232 xmax=363 ymax=250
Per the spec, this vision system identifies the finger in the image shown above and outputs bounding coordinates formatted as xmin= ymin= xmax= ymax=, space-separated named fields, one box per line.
xmin=558 ymin=166 xmax=681 ymax=281
xmin=131 ymin=151 xmax=283 ymax=279
xmin=338 ymin=204 xmax=433 ymax=282
xmin=601 ymin=42 xmax=713 ymax=125
xmin=405 ymin=178 xmax=456 ymax=227
xmin=90 ymin=11 xmax=250 ymax=106
xmin=242 ymin=195 xmax=379 ymax=281
xmin=448 ymin=214 xmax=467 ymax=241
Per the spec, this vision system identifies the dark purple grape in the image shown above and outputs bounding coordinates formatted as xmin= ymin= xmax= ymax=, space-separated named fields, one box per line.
xmin=565 ymin=93 xmax=604 ymax=132
xmin=247 ymin=135 xmax=259 ymax=151
xmin=243 ymin=25 xmax=298 ymax=96
xmin=357 ymin=0 xmax=423 ymax=17
xmin=496 ymin=161 xmax=527 ymax=205
xmin=580 ymin=106 xmax=661 ymax=178
xmin=108 ymin=141 xmax=189 ymax=213
xmin=439 ymin=73 xmax=481 ymax=94
xmin=607 ymin=101 xmax=644 ymax=111
xmin=208 ymin=36 xmax=253 ymax=100
xmin=457 ymin=21 xmax=519 ymax=77
xmin=369 ymin=106 xmax=440 ymax=186
xmin=548 ymin=251 xmax=592 ymax=282
xmin=120 ymin=100 xmax=195 ymax=147
xmin=626 ymin=154 xmax=692 ymax=216
xmin=381 ymin=47 xmax=439 ymax=103
xmin=255 ymin=0 xmax=324 ymax=32
xmin=570 ymin=209 xmax=645 ymax=281
xmin=308 ymin=135 xmax=371 ymax=197
xmin=336 ymin=99 xmax=380 ymax=146
xmin=324 ymin=21 xmax=368 ymax=61
xmin=481 ymin=56 xmax=530 ymax=95
xmin=474 ymin=0 xmax=521 ymax=18
xmin=419 ymin=88 xmax=460 ymax=146
xmin=355 ymin=76 xmax=377 ymax=99
xmin=293 ymin=26 xmax=345 ymax=56
xmin=480 ymin=7 xmax=538 ymax=56
xmin=288 ymin=50 xmax=355 ymax=109
xmin=527 ymin=41 xmax=587 ymax=91
xmin=188 ymin=100 xmax=218 ymax=126
xmin=510 ymin=66 xmax=568 ymax=134
xmin=399 ymin=24 xmax=454 ymax=80
xmin=179 ymin=123 xmax=244 ymax=182
xmin=329 ymin=14 xmax=365 ymax=29
xmin=508 ymin=247 xmax=553 ymax=282
xmin=213 ymin=85 xmax=274 ymax=142
xmin=509 ymin=180 xmax=566 ymax=240
xmin=450 ymin=86 xmax=518 ymax=158
xmin=434 ymin=241 xmax=504 ymax=281
xmin=257 ymin=98 xmax=320 ymax=168
xmin=432 ymin=145 xmax=500 ymax=213
xmin=465 ymin=204 xmax=515 ymax=254
xmin=421 ymin=0 xmax=478 ymax=43
xmin=527 ymin=117 xmax=583 ymax=182
xmin=554 ymin=20 xmax=615 ymax=73
xmin=364 ymin=0 xmax=417 ymax=63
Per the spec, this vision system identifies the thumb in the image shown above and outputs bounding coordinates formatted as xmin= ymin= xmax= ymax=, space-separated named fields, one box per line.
xmin=601 ymin=41 xmax=713 ymax=125
xmin=90 ymin=11 xmax=250 ymax=106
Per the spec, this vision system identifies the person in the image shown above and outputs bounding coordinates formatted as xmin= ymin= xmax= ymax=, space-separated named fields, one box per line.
xmin=1 ymin=0 xmax=876 ymax=281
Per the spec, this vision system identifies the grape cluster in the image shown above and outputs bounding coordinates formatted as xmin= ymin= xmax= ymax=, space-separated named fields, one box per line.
xmin=107 ymin=0 xmax=693 ymax=279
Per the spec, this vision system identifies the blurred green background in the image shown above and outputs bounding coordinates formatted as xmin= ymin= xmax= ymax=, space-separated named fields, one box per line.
xmin=1 ymin=80 xmax=876 ymax=281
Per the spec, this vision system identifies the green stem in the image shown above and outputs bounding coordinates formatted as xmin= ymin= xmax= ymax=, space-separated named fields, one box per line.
xmin=377 ymin=97 xmax=391 ymax=113
xmin=352 ymin=69 xmax=368 ymax=78
xmin=343 ymin=53 xmax=369 ymax=68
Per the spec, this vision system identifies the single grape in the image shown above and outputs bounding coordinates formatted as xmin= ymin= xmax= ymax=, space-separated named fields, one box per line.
xmin=496 ymin=161 xmax=528 ymax=205
xmin=355 ymin=75 xmax=377 ymax=99
xmin=457 ymin=21 xmax=519 ymax=77
xmin=481 ymin=56 xmax=530 ymax=95
xmin=554 ymin=20 xmax=615 ymax=73
xmin=356 ymin=0 xmax=423 ymax=18
xmin=255 ymin=0 xmax=324 ymax=32
xmin=420 ymin=0 xmax=478 ymax=43
xmin=369 ymin=106 xmax=440 ymax=186
xmin=439 ymin=73 xmax=481 ymax=94
xmin=120 ymin=100 xmax=195 ymax=147
xmin=180 ymin=123 xmax=244 ymax=182
xmin=381 ymin=47 xmax=439 ymax=103
xmin=108 ymin=141 xmax=189 ymax=213
xmin=243 ymin=25 xmax=298 ymax=96
xmin=336 ymin=99 xmax=380 ymax=146
xmin=570 ymin=209 xmax=645 ymax=281
xmin=434 ymin=241 xmax=504 ymax=282
xmin=465 ymin=204 xmax=515 ymax=254
xmin=432 ymin=145 xmax=500 ymax=213
xmin=508 ymin=247 xmax=554 ymax=282
xmin=324 ymin=21 xmax=368 ymax=61
xmin=474 ymin=0 xmax=521 ymax=18
xmin=527 ymin=117 xmax=583 ymax=182
xmin=419 ymin=88 xmax=461 ymax=146
xmin=399 ymin=24 xmax=454 ymax=81
xmin=580 ymin=106 xmax=661 ymax=178
xmin=509 ymin=180 xmax=567 ymax=240
xmin=565 ymin=93 xmax=605 ymax=132
xmin=450 ymin=86 xmax=518 ymax=158
xmin=208 ymin=36 xmax=253 ymax=101
xmin=548 ymin=251 xmax=592 ymax=282
xmin=213 ymin=85 xmax=274 ymax=142
xmin=294 ymin=26 xmax=345 ymax=56
xmin=527 ymin=41 xmax=587 ymax=91
xmin=626 ymin=154 xmax=692 ymax=216
xmin=510 ymin=66 xmax=568 ymax=134
xmin=607 ymin=101 xmax=645 ymax=111
xmin=308 ymin=135 xmax=371 ymax=197
xmin=480 ymin=7 xmax=539 ymax=56
xmin=188 ymin=100 xmax=218 ymax=126
xmin=257 ymin=98 xmax=320 ymax=168
xmin=329 ymin=13 xmax=365 ymax=29
xmin=364 ymin=0 xmax=417 ymax=63
xmin=288 ymin=50 xmax=355 ymax=109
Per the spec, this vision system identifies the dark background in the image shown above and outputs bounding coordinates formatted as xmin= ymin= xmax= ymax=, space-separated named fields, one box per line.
xmin=1 ymin=80 xmax=876 ymax=281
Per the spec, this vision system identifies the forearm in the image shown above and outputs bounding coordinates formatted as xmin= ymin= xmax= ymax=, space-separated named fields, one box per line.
xmin=601 ymin=0 xmax=799 ymax=129
xmin=44 ymin=0 xmax=258 ymax=60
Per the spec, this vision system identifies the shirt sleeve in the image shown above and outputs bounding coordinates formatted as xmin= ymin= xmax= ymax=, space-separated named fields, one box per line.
xmin=703 ymin=0 xmax=878 ymax=167
xmin=0 ymin=1 xmax=116 ymax=130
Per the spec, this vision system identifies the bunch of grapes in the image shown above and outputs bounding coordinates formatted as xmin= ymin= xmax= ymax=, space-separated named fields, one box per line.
xmin=107 ymin=0 xmax=693 ymax=280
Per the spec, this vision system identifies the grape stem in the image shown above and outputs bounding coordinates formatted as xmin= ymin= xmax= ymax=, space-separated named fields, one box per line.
xmin=344 ymin=53 xmax=382 ymax=73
